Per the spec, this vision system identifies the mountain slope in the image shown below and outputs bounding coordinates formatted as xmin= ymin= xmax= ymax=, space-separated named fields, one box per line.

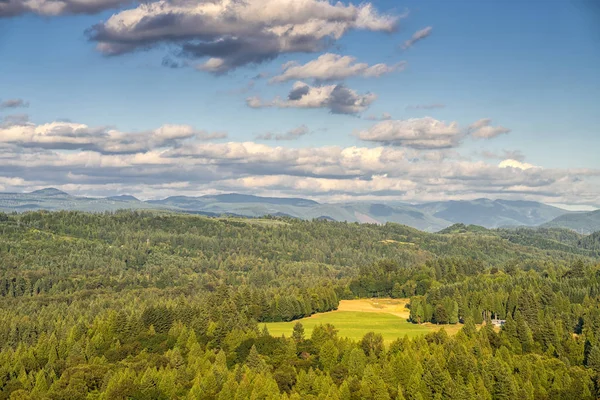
xmin=344 ymin=203 xmax=451 ymax=231
xmin=0 ymin=189 xmax=160 ymax=213
xmin=415 ymin=198 xmax=569 ymax=228
xmin=542 ymin=210 xmax=600 ymax=234
xmin=201 ymin=193 xmax=318 ymax=206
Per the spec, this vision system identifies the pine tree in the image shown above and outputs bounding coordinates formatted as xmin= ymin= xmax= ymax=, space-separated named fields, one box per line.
xmin=461 ymin=317 xmax=477 ymax=338
xmin=587 ymin=345 xmax=600 ymax=373
xmin=449 ymin=301 xmax=459 ymax=324
xmin=346 ymin=348 xmax=367 ymax=378
xmin=246 ymin=345 xmax=268 ymax=373
xmin=514 ymin=311 xmax=534 ymax=353
xmin=320 ymin=340 xmax=339 ymax=371
xmin=433 ymin=304 xmax=449 ymax=324
xmin=360 ymin=332 xmax=385 ymax=358
xmin=292 ymin=322 xmax=305 ymax=342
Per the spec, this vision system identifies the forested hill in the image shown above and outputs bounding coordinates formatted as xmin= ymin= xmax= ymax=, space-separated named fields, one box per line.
xmin=1 ymin=211 xmax=600 ymax=399
xmin=438 ymin=223 xmax=600 ymax=257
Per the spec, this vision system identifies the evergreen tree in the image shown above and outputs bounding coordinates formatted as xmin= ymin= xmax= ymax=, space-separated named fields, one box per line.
xmin=320 ymin=340 xmax=339 ymax=372
xmin=292 ymin=322 xmax=305 ymax=343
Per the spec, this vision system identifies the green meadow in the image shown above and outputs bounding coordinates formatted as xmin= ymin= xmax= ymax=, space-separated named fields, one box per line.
xmin=264 ymin=310 xmax=435 ymax=343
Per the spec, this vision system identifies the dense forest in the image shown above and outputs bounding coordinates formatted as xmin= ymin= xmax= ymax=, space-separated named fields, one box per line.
xmin=1 ymin=211 xmax=599 ymax=399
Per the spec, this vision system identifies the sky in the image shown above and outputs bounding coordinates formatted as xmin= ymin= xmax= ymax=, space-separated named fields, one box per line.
xmin=0 ymin=0 xmax=599 ymax=208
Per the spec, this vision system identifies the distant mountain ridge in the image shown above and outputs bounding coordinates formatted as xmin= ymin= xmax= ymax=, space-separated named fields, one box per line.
xmin=30 ymin=188 xmax=69 ymax=196
xmin=106 ymin=195 xmax=140 ymax=202
xmin=0 ymin=188 xmax=592 ymax=232
xmin=415 ymin=198 xmax=568 ymax=228
xmin=149 ymin=193 xmax=319 ymax=207
xmin=542 ymin=210 xmax=600 ymax=234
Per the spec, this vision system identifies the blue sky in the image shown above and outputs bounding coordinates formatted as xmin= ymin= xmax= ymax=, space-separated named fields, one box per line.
xmin=0 ymin=0 xmax=599 ymax=206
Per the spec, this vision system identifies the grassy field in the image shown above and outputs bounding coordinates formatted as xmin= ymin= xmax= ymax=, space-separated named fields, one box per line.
xmin=264 ymin=298 xmax=461 ymax=343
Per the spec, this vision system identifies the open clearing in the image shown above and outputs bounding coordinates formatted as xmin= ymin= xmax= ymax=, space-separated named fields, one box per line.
xmin=265 ymin=298 xmax=463 ymax=343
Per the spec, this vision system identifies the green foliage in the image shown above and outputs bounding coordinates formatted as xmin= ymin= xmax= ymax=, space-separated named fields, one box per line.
xmin=0 ymin=211 xmax=599 ymax=399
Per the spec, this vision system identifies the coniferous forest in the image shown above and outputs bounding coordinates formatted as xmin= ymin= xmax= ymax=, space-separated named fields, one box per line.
xmin=1 ymin=210 xmax=600 ymax=399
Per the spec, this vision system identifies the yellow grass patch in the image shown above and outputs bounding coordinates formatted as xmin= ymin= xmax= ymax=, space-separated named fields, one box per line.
xmin=336 ymin=298 xmax=411 ymax=319
xmin=379 ymin=239 xmax=415 ymax=246
xmin=265 ymin=298 xmax=471 ymax=344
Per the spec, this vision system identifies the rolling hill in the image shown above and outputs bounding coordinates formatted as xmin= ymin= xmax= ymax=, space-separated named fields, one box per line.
xmin=0 ymin=188 xmax=583 ymax=232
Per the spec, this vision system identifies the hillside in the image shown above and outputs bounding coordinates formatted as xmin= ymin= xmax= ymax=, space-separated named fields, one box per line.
xmin=1 ymin=211 xmax=599 ymax=399
xmin=438 ymin=223 xmax=600 ymax=257
xmin=542 ymin=209 xmax=600 ymax=234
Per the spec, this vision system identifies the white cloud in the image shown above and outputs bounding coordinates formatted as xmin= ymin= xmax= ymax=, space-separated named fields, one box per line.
xmin=196 ymin=58 xmax=227 ymax=74
xmin=406 ymin=103 xmax=445 ymax=110
xmin=0 ymin=0 xmax=131 ymax=16
xmin=402 ymin=26 xmax=432 ymax=49
xmin=499 ymin=159 xmax=539 ymax=170
xmin=359 ymin=117 xmax=513 ymax=148
xmin=270 ymin=53 xmax=405 ymax=83
xmin=468 ymin=118 xmax=511 ymax=138
xmin=365 ymin=112 xmax=392 ymax=121
xmin=0 ymin=121 xmax=225 ymax=153
xmin=89 ymin=0 xmax=399 ymax=72
xmin=357 ymin=117 xmax=462 ymax=149
xmin=248 ymin=81 xmax=376 ymax=115
xmin=256 ymin=125 xmax=310 ymax=141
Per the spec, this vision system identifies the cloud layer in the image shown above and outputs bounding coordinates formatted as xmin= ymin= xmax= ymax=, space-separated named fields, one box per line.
xmin=247 ymin=81 xmax=376 ymax=115
xmin=365 ymin=113 xmax=392 ymax=121
xmin=468 ymin=118 xmax=511 ymax=139
xmin=357 ymin=117 xmax=462 ymax=149
xmin=270 ymin=53 xmax=405 ymax=83
xmin=0 ymin=119 xmax=225 ymax=154
xmin=88 ymin=0 xmax=399 ymax=72
xmin=0 ymin=0 xmax=132 ymax=17
xmin=1 ymin=116 xmax=599 ymax=206
xmin=358 ymin=117 xmax=512 ymax=149
xmin=407 ymin=103 xmax=445 ymax=110
xmin=256 ymin=125 xmax=310 ymax=141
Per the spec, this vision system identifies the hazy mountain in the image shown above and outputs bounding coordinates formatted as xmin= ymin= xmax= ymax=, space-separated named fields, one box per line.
xmin=106 ymin=195 xmax=140 ymax=202
xmin=343 ymin=203 xmax=451 ymax=232
xmin=542 ymin=210 xmax=600 ymax=234
xmin=0 ymin=189 xmax=159 ymax=213
xmin=0 ymin=189 xmax=576 ymax=232
xmin=415 ymin=198 xmax=569 ymax=228
xmin=30 ymin=188 xmax=69 ymax=196
xmin=201 ymin=194 xmax=318 ymax=206
xmin=148 ymin=193 xmax=318 ymax=209
xmin=148 ymin=195 xmax=450 ymax=231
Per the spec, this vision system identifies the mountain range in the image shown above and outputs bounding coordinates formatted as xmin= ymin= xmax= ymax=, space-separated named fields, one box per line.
xmin=0 ymin=188 xmax=596 ymax=233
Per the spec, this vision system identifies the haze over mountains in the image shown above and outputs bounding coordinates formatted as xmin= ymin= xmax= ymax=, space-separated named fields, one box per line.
xmin=1 ymin=188 xmax=596 ymax=233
